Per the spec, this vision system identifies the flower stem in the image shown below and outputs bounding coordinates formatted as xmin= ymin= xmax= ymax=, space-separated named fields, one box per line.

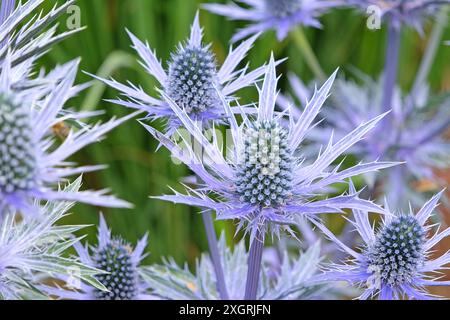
xmin=201 ymin=211 xmax=229 ymax=300
xmin=381 ymin=22 xmax=401 ymax=112
xmin=291 ymin=27 xmax=326 ymax=81
xmin=244 ymin=232 xmax=264 ymax=300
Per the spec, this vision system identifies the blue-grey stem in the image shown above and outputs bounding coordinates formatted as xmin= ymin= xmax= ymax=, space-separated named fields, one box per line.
xmin=405 ymin=6 xmax=448 ymax=117
xmin=244 ymin=232 xmax=264 ymax=300
xmin=381 ymin=21 xmax=401 ymax=113
xmin=201 ymin=211 xmax=229 ymax=300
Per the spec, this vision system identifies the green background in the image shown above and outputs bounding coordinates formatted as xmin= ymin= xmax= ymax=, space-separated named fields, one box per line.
xmin=37 ymin=0 xmax=450 ymax=264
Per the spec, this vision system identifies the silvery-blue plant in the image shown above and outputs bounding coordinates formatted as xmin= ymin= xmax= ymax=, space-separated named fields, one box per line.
xmin=141 ymin=236 xmax=325 ymax=300
xmin=203 ymin=0 xmax=341 ymax=41
xmin=0 ymin=57 xmax=133 ymax=217
xmin=143 ymin=57 xmax=397 ymax=299
xmin=0 ymin=179 xmax=106 ymax=300
xmin=43 ymin=214 xmax=152 ymax=300
xmin=93 ymin=12 xmax=271 ymax=134
xmin=313 ymin=183 xmax=450 ymax=300
xmin=0 ymin=0 xmax=82 ymax=85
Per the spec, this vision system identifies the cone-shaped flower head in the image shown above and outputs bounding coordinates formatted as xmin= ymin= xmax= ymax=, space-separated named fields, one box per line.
xmin=93 ymin=13 xmax=270 ymax=133
xmin=42 ymin=215 xmax=151 ymax=300
xmin=144 ymin=56 xmax=396 ymax=241
xmin=204 ymin=0 xmax=341 ymax=41
xmin=314 ymin=186 xmax=450 ymax=300
xmin=0 ymin=58 xmax=133 ymax=217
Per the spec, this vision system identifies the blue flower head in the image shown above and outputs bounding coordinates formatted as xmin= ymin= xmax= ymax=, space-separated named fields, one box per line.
xmin=0 ymin=57 xmax=133 ymax=217
xmin=144 ymin=56 xmax=396 ymax=242
xmin=94 ymin=12 xmax=270 ymax=133
xmin=314 ymin=184 xmax=450 ymax=300
xmin=204 ymin=0 xmax=341 ymax=41
xmin=43 ymin=214 xmax=152 ymax=300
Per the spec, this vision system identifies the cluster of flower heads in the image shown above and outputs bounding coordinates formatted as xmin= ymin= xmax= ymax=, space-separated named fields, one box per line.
xmin=0 ymin=0 xmax=449 ymax=301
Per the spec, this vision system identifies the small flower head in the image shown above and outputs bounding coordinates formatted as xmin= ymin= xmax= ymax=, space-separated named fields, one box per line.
xmin=93 ymin=238 xmax=140 ymax=300
xmin=145 ymin=57 xmax=395 ymax=241
xmin=94 ymin=12 xmax=269 ymax=133
xmin=204 ymin=0 xmax=340 ymax=41
xmin=315 ymin=187 xmax=450 ymax=300
xmin=0 ymin=58 xmax=133 ymax=217
xmin=43 ymin=215 xmax=151 ymax=300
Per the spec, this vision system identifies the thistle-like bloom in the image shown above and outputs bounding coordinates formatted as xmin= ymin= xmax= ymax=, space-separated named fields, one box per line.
xmin=0 ymin=57 xmax=133 ymax=217
xmin=0 ymin=179 xmax=106 ymax=300
xmin=346 ymin=0 xmax=449 ymax=31
xmin=94 ymin=13 xmax=269 ymax=133
xmin=281 ymin=74 xmax=450 ymax=208
xmin=0 ymin=0 xmax=82 ymax=86
xmin=204 ymin=0 xmax=341 ymax=41
xmin=43 ymin=214 xmax=151 ymax=300
xmin=141 ymin=236 xmax=324 ymax=300
xmin=314 ymin=187 xmax=450 ymax=300
xmin=144 ymin=57 xmax=395 ymax=240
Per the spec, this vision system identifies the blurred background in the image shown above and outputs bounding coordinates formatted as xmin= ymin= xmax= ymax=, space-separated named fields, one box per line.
xmin=36 ymin=0 xmax=450 ymax=295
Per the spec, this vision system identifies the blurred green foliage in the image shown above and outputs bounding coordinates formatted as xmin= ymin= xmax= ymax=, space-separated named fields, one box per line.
xmin=37 ymin=0 xmax=450 ymax=264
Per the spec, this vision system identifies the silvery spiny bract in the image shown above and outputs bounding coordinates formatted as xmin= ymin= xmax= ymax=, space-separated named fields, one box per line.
xmin=94 ymin=13 xmax=271 ymax=133
xmin=0 ymin=179 xmax=106 ymax=300
xmin=42 ymin=215 xmax=152 ymax=300
xmin=280 ymin=73 xmax=450 ymax=208
xmin=0 ymin=57 xmax=133 ymax=217
xmin=0 ymin=0 xmax=82 ymax=87
xmin=314 ymin=184 xmax=450 ymax=299
xmin=204 ymin=0 xmax=340 ymax=41
xmin=144 ymin=57 xmax=396 ymax=241
xmin=141 ymin=235 xmax=325 ymax=300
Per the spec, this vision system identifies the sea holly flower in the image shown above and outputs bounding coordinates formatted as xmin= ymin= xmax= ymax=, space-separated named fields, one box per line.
xmin=0 ymin=57 xmax=133 ymax=217
xmin=203 ymin=0 xmax=341 ymax=41
xmin=0 ymin=0 xmax=82 ymax=85
xmin=0 ymin=179 xmax=106 ymax=300
xmin=313 ymin=185 xmax=450 ymax=300
xmin=281 ymin=73 xmax=450 ymax=208
xmin=93 ymin=13 xmax=270 ymax=134
xmin=43 ymin=215 xmax=152 ymax=300
xmin=346 ymin=0 xmax=449 ymax=31
xmin=145 ymin=57 xmax=394 ymax=242
xmin=141 ymin=236 xmax=325 ymax=300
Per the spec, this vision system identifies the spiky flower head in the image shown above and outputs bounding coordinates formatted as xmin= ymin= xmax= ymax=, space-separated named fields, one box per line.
xmin=42 ymin=215 xmax=152 ymax=300
xmin=313 ymin=185 xmax=450 ymax=300
xmin=141 ymin=235 xmax=325 ymax=300
xmin=94 ymin=12 xmax=270 ymax=133
xmin=204 ymin=0 xmax=341 ymax=41
xmin=0 ymin=57 xmax=133 ymax=217
xmin=0 ymin=180 xmax=106 ymax=300
xmin=280 ymin=73 xmax=450 ymax=208
xmin=346 ymin=0 xmax=449 ymax=31
xmin=144 ymin=57 xmax=395 ymax=242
